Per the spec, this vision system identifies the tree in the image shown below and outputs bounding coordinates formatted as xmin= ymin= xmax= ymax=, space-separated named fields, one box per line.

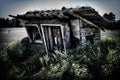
xmin=116 ymin=19 xmax=120 ymax=29
xmin=0 ymin=17 xmax=22 ymax=28
xmin=103 ymin=12 xmax=115 ymax=22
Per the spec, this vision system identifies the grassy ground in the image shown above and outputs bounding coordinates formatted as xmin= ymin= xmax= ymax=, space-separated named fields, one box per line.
xmin=0 ymin=35 xmax=120 ymax=80
xmin=101 ymin=34 xmax=120 ymax=41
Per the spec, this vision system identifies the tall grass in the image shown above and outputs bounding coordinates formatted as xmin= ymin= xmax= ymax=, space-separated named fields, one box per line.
xmin=0 ymin=36 xmax=120 ymax=80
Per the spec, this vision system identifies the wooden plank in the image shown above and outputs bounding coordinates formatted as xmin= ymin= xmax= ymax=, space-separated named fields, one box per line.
xmin=41 ymin=25 xmax=49 ymax=54
xmin=63 ymin=11 xmax=103 ymax=30
xmin=70 ymin=19 xmax=80 ymax=39
xmin=64 ymin=23 xmax=70 ymax=48
xmin=41 ymin=24 xmax=66 ymax=54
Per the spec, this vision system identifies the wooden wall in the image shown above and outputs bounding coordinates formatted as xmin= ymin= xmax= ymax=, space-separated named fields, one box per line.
xmin=25 ymin=19 xmax=101 ymax=53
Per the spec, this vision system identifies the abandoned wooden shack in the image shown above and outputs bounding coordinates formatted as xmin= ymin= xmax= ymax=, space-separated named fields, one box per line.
xmin=9 ymin=6 xmax=109 ymax=54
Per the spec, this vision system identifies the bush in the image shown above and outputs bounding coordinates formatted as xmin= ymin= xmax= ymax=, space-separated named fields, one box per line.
xmin=8 ymin=41 xmax=25 ymax=62
xmin=101 ymin=40 xmax=120 ymax=80
xmin=0 ymin=38 xmax=120 ymax=80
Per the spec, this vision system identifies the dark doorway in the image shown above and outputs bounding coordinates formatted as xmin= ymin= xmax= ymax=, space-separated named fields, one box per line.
xmin=86 ymin=35 xmax=95 ymax=44
xmin=25 ymin=24 xmax=42 ymax=43
xmin=41 ymin=24 xmax=65 ymax=54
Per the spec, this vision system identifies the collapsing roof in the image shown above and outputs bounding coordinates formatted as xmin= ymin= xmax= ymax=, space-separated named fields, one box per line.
xmin=9 ymin=6 xmax=109 ymax=30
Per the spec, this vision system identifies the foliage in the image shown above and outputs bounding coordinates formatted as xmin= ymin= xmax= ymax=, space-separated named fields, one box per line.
xmin=0 ymin=45 xmax=23 ymax=80
xmin=0 ymin=36 xmax=120 ymax=80
xmin=103 ymin=12 xmax=120 ymax=30
xmin=7 ymin=41 xmax=26 ymax=63
xmin=103 ymin=12 xmax=115 ymax=21
xmin=0 ymin=18 xmax=23 ymax=28
xmin=100 ymin=40 xmax=120 ymax=80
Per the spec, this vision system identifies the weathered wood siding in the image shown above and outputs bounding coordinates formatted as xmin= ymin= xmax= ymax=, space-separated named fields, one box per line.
xmin=25 ymin=18 xmax=101 ymax=53
xmin=41 ymin=24 xmax=66 ymax=53
xmin=64 ymin=23 xmax=70 ymax=49
xmin=80 ymin=26 xmax=100 ymax=46
xmin=70 ymin=19 xmax=80 ymax=40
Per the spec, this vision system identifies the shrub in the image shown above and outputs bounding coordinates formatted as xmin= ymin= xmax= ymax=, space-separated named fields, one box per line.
xmin=101 ymin=40 xmax=120 ymax=80
xmin=1 ymin=37 xmax=120 ymax=80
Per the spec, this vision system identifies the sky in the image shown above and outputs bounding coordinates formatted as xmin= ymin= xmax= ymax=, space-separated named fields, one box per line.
xmin=0 ymin=0 xmax=120 ymax=20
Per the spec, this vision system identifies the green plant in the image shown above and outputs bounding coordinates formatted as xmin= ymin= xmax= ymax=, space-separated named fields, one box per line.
xmin=1 ymin=35 xmax=120 ymax=80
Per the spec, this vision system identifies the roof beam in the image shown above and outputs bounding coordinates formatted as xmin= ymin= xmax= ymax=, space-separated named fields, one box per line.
xmin=63 ymin=11 xmax=104 ymax=30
